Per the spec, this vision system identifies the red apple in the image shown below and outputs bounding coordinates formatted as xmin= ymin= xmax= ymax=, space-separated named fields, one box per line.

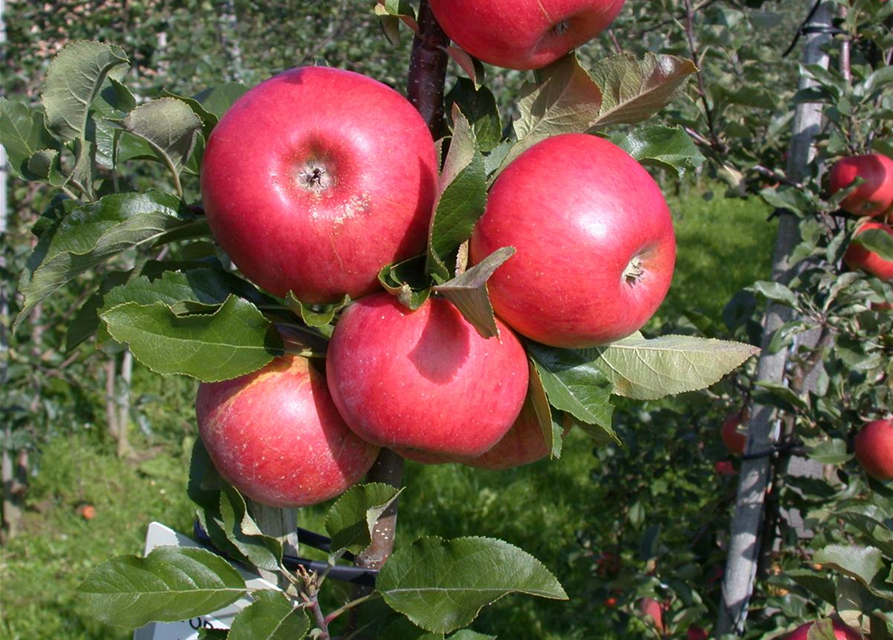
xmin=196 ymin=356 xmax=379 ymax=507
xmin=786 ymin=620 xmax=862 ymax=640
xmin=854 ymin=419 xmax=893 ymax=480
xmin=397 ymin=397 xmax=568 ymax=469
xmin=638 ymin=597 xmax=664 ymax=634
xmin=688 ymin=626 xmax=708 ymax=640
xmin=429 ymin=0 xmax=627 ymax=70
xmin=721 ymin=410 xmax=748 ymax=456
xmin=714 ymin=460 xmax=736 ymax=476
xmin=845 ymin=222 xmax=893 ymax=281
xmin=829 ymin=154 xmax=893 ymax=217
xmin=326 ymin=294 xmax=529 ymax=457
xmin=470 ymin=133 xmax=675 ymax=347
xmin=201 ymin=66 xmax=438 ymax=303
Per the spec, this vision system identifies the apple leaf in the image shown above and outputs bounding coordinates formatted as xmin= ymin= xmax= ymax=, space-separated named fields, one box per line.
xmin=14 ymin=191 xmax=196 ymax=331
xmin=432 ymin=247 xmax=515 ymax=339
xmin=121 ymin=98 xmax=202 ymax=191
xmin=854 ymin=227 xmax=893 ymax=262
xmin=527 ymin=359 xmax=562 ymax=459
xmin=377 ymin=536 xmax=567 ymax=634
xmin=784 ymin=570 xmax=838 ymax=606
xmin=0 ymin=99 xmax=60 ymax=180
xmin=42 ymin=41 xmax=130 ymax=141
xmin=78 ymin=546 xmax=247 ymax=628
xmin=325 ymin=483 xmax=404 ymax=555
xmin=216 ymin=487 xmax=285 ymax=573
xmin=612 ymin=125 xmax=705 ymax=178
xmin=592 ymin=333 xmax=760 ymax=400
xmin=100 ymin=295 xmax=283 ymax=381
xmin=500 ymin=54 xmax=602 ymax=172
xmin=192 ymin=82 xmax=250 ymax=119
xmin=444 ymin=48 xmax=486 ymax=90
xmin=814 ymin=544 xmax=884 ymax=588
xmin=27 ymin=148 xmax=66 ymax=185
xmin=228 ymin=591 xmax=309 ymax=640
xmin=92 ymin=77 xmax=138 ymax=169
xmin=806 ymin=619 xmax=838 ymax=640
xmin=66 ymin=270 xmax=131 ymax=352
xmin=427 ymin=108 xmax=488 ymax=281
xmin=446 ymin=79 xmax=501 ymax=151
xmin=526 ymin=343 xmax=616 ymax=444
xmin=588 ymin=53 xmax=697 ymax=129
xmin=379 ymin=255 xmax=431 ymax=310
xmin=286 ymin=292 xmax=350 ymax=330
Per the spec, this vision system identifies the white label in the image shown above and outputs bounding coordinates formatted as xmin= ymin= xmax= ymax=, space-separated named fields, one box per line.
xmin=133 ymin=522 xmax=279 ymax=640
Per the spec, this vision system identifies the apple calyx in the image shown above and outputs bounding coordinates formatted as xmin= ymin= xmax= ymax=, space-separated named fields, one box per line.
xmin=553 ymin=19 xmax=570 ymax=35
xmin=298 ymin=163 xmax=333 ymax=193
xmin=623 ymin=255 xmax=647 ymax=285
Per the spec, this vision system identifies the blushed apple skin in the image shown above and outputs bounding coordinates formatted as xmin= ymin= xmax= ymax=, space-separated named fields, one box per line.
xmin=196 ymin=356 xmax=380 ymax=508
xmin=326 ymin=294 xmax=529 ymax=457
xmin=786 ymin=620 xmax=863 ymax=640
xmin=721 ymin=411 xmax=748 ymax=456
xmin=855 ymin=419 xmax=893 ymax=481
xmin=201 ymin=66 xmax=438 ymax=303
xmin=397 ymin=397 xmax=568 ymax=469
xmin=429 ymin=0 xmax=626 ymax=70
xmin=829 ymin=154 xmax=893 ymax=217
xmin=470 ymin=133 xmax=675 ymax=348
xmin=845 ymin=222 xmax=893 ymax=281
xmin=638 ymin=598 xmax=664 ymax=634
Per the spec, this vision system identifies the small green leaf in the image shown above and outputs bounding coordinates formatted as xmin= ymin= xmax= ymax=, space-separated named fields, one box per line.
xmin=42 ymin=41 xmax=129 ymax=141
xmin=0 ymin=99 xmax=59 ymax=180
xmin=192 ymin=83 xmax=249 ymax=119
xmin=15 ymin=191 xmax=194 ymax=331
xmin=806 ymin=619 xmax=838 ymax=640
xmin=854 ymin=228 xmax=893 ymax=262
xmin=527 ymin=359 xmax=559 ymax=459
xmin=432 ymin=247 xmax=515 ymax=339
xmin=446 ymin=79 xmax=501 ymax=151
xmin=808 ymin=439 xmax=852 ymax=465
xmin=379 ymin=256 xmax=431 ymax=311
xmin=377 ymin=536 xmax=567 ymax=634
xmin=526 ymin=343 xmax=616 ymax=443
xmin=325 ymin=483 xmax=403 ymax=555
xmin=593 ymin=333 xmax=760 ymax=400
xmin=589 ymin=53 xmax=696 ymax=128
xmin=285 ymin=292 xmax=350 ymax=329
xmin=228 ymin=590 xmax=309 ymax=640
xmin=79 ymin=546 xmax=246 ymax=628
xmin=612 ymin=125 xmax=705 ymax=178
xmin=753 ymin=381 xmax=809 ymax=413
xmin=216 ymin=487 xmax=284 ymax=572
xmin=785 ymin=570 xmax=838 ymax=606
xmin=752 ymin=281 xmax=800 ymax=307
xmin=100 ymin=295 xmax=283 ymax=381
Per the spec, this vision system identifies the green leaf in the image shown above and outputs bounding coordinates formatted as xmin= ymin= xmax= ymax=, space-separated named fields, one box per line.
xmin=753 ymin=381 xmax=809 ymax=413
xmin=502 ymin=55 xmax=602 ymax=171
xmin=526 ymin=342 xmax=616 ymax=443
xmin=228 ymin=590 xmax=309 ymax=640
xmin=527 ymin=359 xmax=560 ymax=459
xmin=758 ymin=186 xmax=815 ymax=216
xmin=854 ymin=228 xmax=893 ymax=262
xmin=27 ymin=148 xmax=66 ymax=185
xmin=193 ymin=83 xmax=249 ymax=119
xmin=325 ymin=483 xmax=403 ymax=555
xmin=427 ymin=110 xmax=488 ymax=281
xmin=446 ymin=79 xmax=502 ymax=152
xmin=285 ymin=292 xmax=350 ymax=329
xmin=121 ymin=98 xmax=202 ymax=192
xmin=808 ymin=439 xmax=852 ymax=465
xmin=432 ymin=247 xmax=515 ymax=339
xmin=784 ymin=570 xmax=838 ymax=606
xmin=0 ymin=99 xmax=59 ymax=180
xmin=216 ymin=487 xmax=284 ymax=572
xmin=806 ymin=619 xmax=838 ymax=640
xmin=588 ymin=53 xmax=696 ymax=128
xmin=100 ymin=295 xmax=282 ymax=381
xmin=15 ymin=191 xmax=194 ymax=331
xmin=592 ymin=333 xmax=759 ymax=400
xmin=42 ymin=41 xmax=129 ymax=141
xmin=814 ymin=544 xmax=884 ymax=587
xmin=79 ymin=546 xmax=246 ymax=628
xmin=379 ymin=256 xmax=431 ymax=311
xmin=66 ymin=270 xmax=131 ymax=352
xmin=377 ymin=536 xmax=567 ymax=634
xmin=612 ymin=125 xmax=705 ymax=178
xmin=752 ymin=280 xmax=799 ymax=307
xmin=449 ymin=632 xmax=497 ymax=640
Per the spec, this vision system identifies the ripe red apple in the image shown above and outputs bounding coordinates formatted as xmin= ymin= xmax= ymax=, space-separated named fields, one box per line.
xmin=845 ymin=222 xmax=893 ymax=281
xmin=326 ymin=293 xmax=529 ymax=457
xmin=786 ymin=620 xmax=862 ymax=640
xmin=829 ymin=154 xmax=893 ymax=217
xmin=687 ymin=626 xmax=708 ymax=640
xmin=196 ymin=356 xmax=379 ymax=507
xmin=429 ymin=0 xmax=626 ymax=70
xmin=397 ymin=398 xmax=568 ymax=469
xmin=714 ymin=460 xmax=736 ymax=476
xmin=721 ymin=410 xmax=748 ymax=456
xmin=470 ymin=133 xmax=675 ymax=347
xmin=854 ymin=419 xmax=893 ymax=480
xmin=638 ymin=597 xmax=664 ymax=634
xmin=201 ymin=66 xmax=438 ymax=303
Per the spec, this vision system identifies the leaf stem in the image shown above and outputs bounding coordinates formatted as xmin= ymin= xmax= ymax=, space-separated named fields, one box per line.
xmin=324 ymin=593 xmax=381 ymax=624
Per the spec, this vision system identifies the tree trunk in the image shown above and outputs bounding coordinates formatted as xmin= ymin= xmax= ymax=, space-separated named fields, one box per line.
xmin=716 ymin=2 xmax=835 ymax=634
xmin=105 ymin=357 xmax=119 ymax=441
xmin=117 ymin=350 xmax=134 ymax=458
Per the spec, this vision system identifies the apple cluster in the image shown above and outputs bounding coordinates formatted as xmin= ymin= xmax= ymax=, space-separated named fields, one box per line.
xmin=194 ymin=1 xmax=677 ymax=508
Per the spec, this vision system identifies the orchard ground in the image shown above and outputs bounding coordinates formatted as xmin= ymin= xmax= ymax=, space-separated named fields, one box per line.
xmin=0 ymin=184 xmax=775 ymax=640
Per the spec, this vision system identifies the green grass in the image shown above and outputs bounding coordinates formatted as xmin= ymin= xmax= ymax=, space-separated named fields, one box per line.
xmin=0 ymin=183 xmax=777 ymax=639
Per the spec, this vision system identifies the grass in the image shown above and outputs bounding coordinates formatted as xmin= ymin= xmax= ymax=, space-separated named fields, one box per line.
xmin=0 ymin=183 xmax=776 ymax=639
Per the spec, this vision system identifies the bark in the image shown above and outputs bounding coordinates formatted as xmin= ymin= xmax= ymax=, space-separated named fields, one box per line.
xmin=105 ymin=357 xmax=118 ymax=440
xmin=716 ymin=2 xmax=835 ymax=634
xmin=406 ymin=0 xmax=450 ymax=140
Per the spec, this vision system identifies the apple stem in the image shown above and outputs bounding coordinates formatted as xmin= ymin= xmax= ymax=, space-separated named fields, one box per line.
xmin=622 ymin=255 xmax=646 ymax=284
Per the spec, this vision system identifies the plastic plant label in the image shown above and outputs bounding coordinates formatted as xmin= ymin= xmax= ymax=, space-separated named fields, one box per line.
xmin=133 ymin=522 xmax=278 ymax=640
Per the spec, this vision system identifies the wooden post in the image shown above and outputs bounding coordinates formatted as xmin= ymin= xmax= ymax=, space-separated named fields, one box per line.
xmin=716 ymin=2 xmax=835 ymax=634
